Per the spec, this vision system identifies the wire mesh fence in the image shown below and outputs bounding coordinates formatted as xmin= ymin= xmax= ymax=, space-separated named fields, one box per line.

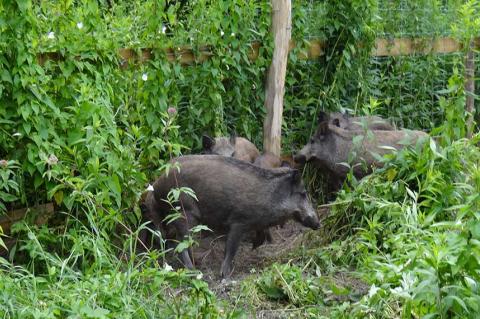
xmin=289 ymin=0 xmax=479 ymax=135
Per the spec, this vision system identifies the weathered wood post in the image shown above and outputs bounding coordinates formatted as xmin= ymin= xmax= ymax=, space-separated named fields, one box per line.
xmin=465 ymin=40 xmax=475 ymax=138
xmin=263 ymin=0 xmax=292 ymax=156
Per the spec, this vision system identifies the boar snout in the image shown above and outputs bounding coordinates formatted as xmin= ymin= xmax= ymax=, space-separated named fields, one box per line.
xmin=302 ymin=215 xmax=320 ymax=230
xmin=294 ymin=207 xmax=320 ymax=230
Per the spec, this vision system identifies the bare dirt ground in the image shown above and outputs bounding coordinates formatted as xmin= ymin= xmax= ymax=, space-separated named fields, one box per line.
xmin=161 ymin=207 xmax=368 ymax=317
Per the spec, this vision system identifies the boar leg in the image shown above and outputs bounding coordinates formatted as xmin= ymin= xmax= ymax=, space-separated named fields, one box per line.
xmin=172 ymin=199 xmax=201 ymax=270
xmin=252 ymin=229 xmax=273 ymax=250
xmin=221 ymin=223 xmax=246 ymax=278
xmin=172 ymin=219 xmax=195 ymax=270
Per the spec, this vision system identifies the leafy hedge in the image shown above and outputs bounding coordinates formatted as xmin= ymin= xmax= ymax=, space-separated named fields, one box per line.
xmin=0 ymin=0 xmax=383 ymax=215
xmin=0 ymin=0 xmax=478 ymax=317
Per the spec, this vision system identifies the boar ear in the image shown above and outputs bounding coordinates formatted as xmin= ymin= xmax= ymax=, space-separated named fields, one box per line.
xmin=332 ymin=118 xmax=341 ymax=127
xmin=317 ymin=121 xmax=330 ymax=137
xmin=317 ymin=111 xmax=329 ymax=124
xmin=202 ymin=135 xmax=215 ymax=150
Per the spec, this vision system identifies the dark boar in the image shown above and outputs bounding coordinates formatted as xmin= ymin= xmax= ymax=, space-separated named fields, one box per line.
xmin=202 ymin=135 xmax=260 ymax=163
xmin=324 ymin=111 xmax=394 ymax=131
xmin=146 ymin=155 xmax=319 ymax=277
xmin=295 ymin=122 xmax=428 ymax=182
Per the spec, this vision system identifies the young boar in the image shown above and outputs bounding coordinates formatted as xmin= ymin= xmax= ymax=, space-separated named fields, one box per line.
xmin=325 ymin=111 xmax=394 ymax=131
xmin=146 ymin=155 xmax=319 ymax=278
xmin=295 ymin=122 xmax=428 ymax=182
xmin=202 ymin=135 xmax=260 ymax=163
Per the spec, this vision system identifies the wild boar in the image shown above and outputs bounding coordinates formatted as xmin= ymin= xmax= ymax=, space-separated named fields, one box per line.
xmin=295 ymin=122 xmax=428 ymax=183
xmin=146 ymin=155 xmax=319 ymax=278
xmin=202 ymin=135 xmax=260 ymax=163
xmin=325 ymin=111 xmax=394 ymax=131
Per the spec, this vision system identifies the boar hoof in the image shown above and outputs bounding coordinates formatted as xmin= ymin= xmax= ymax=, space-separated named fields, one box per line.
xmin=220 ymin=261 xmax=233 ymax=278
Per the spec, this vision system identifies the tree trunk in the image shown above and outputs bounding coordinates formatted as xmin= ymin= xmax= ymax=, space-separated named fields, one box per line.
xmin=263 ymin=0 xmax=291 ymax=156
xmin=465 ymin=40 xmax=475 ymax=138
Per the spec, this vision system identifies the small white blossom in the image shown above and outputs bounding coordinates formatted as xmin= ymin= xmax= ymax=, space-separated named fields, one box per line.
xmin=196 ymin=273 xmax=203 ymax=280
xmin=368 ymin=284 xmax=380 ymax=298
xmin=142 ymin=73 xmax=148 ymax=81
xmin=164 ymin=263 xmax=173 ymax=272
xmin=252 ymin=84 xmax=256 ymax=90
xmin=12 ymin=132 xmax=22 ymax=137
xmin=231 ymin=32 xmax=235 ymax=37
xmin=220 ymin=30 xmax=224 ymax=36
xmin=175 ymin=206 xmax=181 ymax=210
xmin=76 ymin=22 xmax=83 ymax=29
xmin=162 ymin=25 xmax=167 ymax=34
xmin=147 ymin=184 xmax=154 ymax=192
xmin=226 ymin=65 xmax=229 ymax=70
xmin=47 ymin=154 xmax=58 ymax=165
xmin=47 ymin=32 xmax=55 ymax=39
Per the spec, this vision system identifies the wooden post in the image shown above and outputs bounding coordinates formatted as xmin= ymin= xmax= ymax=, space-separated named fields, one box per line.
xmin=465 ymin=40 xmax=475 ymax=138
xmin=263 ymin=0 xmax=291 ymax=156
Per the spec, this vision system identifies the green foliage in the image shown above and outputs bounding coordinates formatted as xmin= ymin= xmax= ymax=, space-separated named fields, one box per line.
xmin=1 ymin=0 xmax=479 ymax=317
xmin=298 ymin=131 xmax=480 ymax=318
xmin=0 ymin=218 xmax=237 ymax=318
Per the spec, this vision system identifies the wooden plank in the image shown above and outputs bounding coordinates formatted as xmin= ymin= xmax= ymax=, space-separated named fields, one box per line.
xmin=0 ymin=203 xmax=55 ymax=256
xmin=0 ymin=203 xmax=54 ymax=234
xmin=36 ymin=36 xmax=480 ymax=66
xmin=263 ymin=0 xmax=291 ymax=156
xmin=374 ymin=37 xmax=463 ymax=56
xmin=290 ymin=39 xmax=325 ymax=59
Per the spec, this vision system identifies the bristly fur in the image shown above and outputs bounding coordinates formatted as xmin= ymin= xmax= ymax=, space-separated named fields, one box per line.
xmin=173 ymin=155 xmax=294 ymax=180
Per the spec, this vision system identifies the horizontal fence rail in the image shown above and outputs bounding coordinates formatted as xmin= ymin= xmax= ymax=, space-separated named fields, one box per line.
xmin=36 ymin=37 xmax=480 ymax=67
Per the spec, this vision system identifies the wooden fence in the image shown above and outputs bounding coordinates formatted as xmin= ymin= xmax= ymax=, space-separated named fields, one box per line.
xmin=37 ymin=37 xmax=480 ymax=66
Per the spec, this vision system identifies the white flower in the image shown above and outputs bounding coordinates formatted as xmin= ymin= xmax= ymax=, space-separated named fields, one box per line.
xmin=368 ymin=284 xmax=380 ymax=298
xmin=12 ymin=132 xmax=22 ymax=137
xmin=147 ymin=184 xmax=154 ymax=192
xmin=164 ymin=263 xmax=173 ymax=272
xmin=226 ymin=65 xmax=229 ymax=70
xmin=47 ymin=32 xmax=55 ymax=39
xmin=196 ymin=273 xmax=203 ymax=280
xmin=76 ymin=22 xmax=83 ymax=29
xmin=220 ymin=30 xmax=224 ymax=36
xmin=142 ymin=73 xmax=148 ymax=81
xmin=252 ymin=84 xmax=256 ymax=90
xmin=231 ymin=32 xmax=235 ymax=37
xmin=47 ymin=154 xmax=58 ymax=165
xmin=161 ymin=25 xmax=167 ymax=34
